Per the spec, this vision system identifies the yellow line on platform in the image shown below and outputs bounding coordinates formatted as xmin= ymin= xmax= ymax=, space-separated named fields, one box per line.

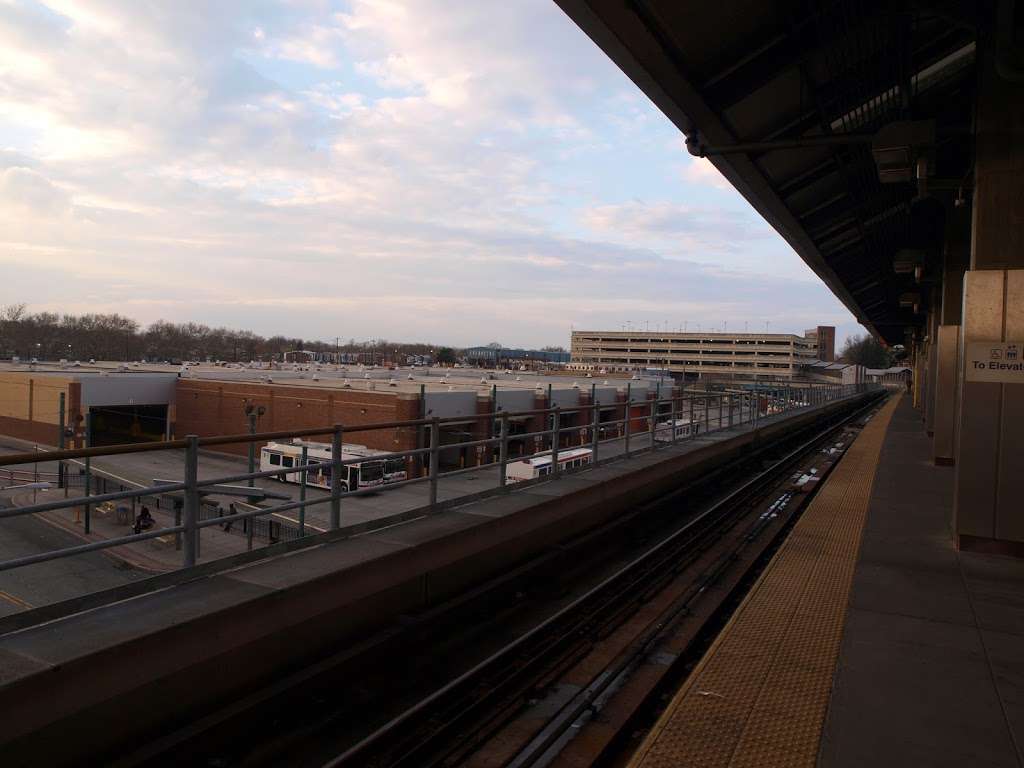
xmin=627 ymin=394 xmax=901 ymax=768
xmin=0 ymin=589 xmax=33 ymax=610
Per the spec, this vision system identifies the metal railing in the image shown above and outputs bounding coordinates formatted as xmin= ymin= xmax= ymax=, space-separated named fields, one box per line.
xmin=0 ymin=382 xmax=879 ymax=576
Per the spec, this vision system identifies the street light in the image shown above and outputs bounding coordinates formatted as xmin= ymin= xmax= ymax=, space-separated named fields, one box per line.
xmin=243 ymin=404 xmax=267 ymax=487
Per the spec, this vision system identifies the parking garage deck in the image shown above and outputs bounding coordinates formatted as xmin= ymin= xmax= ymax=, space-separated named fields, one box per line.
xmin=625 ymin=395 xmax=1024 ymax=768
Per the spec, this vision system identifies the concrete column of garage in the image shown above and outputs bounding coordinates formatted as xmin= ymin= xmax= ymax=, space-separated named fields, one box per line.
xmin=953 ymin=38 xmax=1024 ymax=553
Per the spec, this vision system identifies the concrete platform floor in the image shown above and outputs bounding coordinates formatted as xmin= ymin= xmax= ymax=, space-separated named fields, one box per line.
xmin=819 ymin=397 xmax=1024 ymax=767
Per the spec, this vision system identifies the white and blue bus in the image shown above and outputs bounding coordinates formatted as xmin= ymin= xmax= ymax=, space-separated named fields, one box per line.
xmin=654 ymin=419 xmax=702 ymax=442
xmin=339 ymin=444 xmax=408 ymax=484
xmin=505 ymin=448 xmax=593 ymax=483
xmin=260 ymin=441 xmax=384 ymax=492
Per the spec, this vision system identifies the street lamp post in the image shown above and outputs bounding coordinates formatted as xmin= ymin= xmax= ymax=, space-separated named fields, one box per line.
xmin=244 ymin=404 xmax=266 ymax=487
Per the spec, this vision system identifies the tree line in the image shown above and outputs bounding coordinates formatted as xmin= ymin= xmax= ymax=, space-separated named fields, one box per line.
xmin=0 ymin=304 xmax=452 ymax=363
xmin=839 ymin=333 xmax=895 ymax=369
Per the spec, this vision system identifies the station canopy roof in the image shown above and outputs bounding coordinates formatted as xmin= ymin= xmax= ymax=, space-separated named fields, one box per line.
xmin=556 ymin=0 xmax=978 ymax=345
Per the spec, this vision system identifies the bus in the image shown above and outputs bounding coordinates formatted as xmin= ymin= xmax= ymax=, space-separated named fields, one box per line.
xmin=260 ymin=441 xmax=385 ymax=492
xmin=340 ymin=444 xmax=408 ymax=484
xmin=654 ymin=419 xmax=702 ymax=442
xmin=505 ymin=448 xmax=593 ymax=483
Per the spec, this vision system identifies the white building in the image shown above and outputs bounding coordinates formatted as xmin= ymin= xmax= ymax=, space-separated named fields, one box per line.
xmin=570 ymin=330 xmax=820 ymax=381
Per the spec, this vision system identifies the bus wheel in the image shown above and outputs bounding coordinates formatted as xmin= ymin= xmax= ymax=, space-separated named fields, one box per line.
xmin=339 ymin=483 xmax=348 ymax=493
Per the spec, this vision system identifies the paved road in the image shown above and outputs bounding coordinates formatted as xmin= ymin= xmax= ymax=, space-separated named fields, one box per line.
xmin=0 ymin=404 xmax=741 ymax=608
xmin=0 ymin=498 xmax=144 ymax=617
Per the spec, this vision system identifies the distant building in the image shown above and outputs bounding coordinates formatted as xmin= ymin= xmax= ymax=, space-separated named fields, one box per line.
xmin=463 ymin=346 xmax=571 ymax=366
xmin=569 ymin=329 xmax=824 ymax=381
xmin=803 ymin=326 xmax=836 ymax=362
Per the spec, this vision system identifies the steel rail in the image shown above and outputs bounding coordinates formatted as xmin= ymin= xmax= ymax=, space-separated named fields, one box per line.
xmin=321 ymin=392 xmax=885 ymax=768
xmin=495 ymin=397 xmax=886 ymax=768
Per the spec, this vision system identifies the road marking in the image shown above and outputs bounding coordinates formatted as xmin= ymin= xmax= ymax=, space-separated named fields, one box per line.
xmin=26 ymin=444 xmax=330 ymax=534
xmin=0 ymin=590 xmax=33 ymax=610
xmin=271 ymin=511 xmax=327 ymax=533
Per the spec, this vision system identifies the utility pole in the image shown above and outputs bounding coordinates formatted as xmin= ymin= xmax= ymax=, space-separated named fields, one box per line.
xmin=244 ymin=404 xmax=265 ymax=487
xmin=247 ymin=411 xmax=257 ymax=487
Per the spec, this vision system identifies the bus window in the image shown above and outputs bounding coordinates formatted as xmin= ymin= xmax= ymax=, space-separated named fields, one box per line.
xmin=283 ymin=456 xmax=294 ymax=468
xmin=269 ymin=453 xmax=281 ymax=466
xmin=539 ymin=466 xmax=551 ymax=476
xmin=360 ymin=461 xmax=384 ymax=484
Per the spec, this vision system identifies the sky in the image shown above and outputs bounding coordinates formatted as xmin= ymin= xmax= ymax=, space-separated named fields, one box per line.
xmin=0 ymin=0 xmax=862 ymax=349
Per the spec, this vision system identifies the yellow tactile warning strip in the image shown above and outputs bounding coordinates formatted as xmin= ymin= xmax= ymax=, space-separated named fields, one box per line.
xmin=627 ymin=394 xmax=900 ymax=768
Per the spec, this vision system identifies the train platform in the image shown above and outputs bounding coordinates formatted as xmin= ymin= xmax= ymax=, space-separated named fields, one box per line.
xmin=627 ymin=394 xmax=1024 ymax=768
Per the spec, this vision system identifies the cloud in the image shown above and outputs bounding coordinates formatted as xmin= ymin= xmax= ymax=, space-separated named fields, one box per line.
xmin=583 ymin=201 xmax=772 ymax=243
xmin=682 ymin=158 xmax=733 ymax=191
xmin=0 ymin=167 xmax=70 ymax=214
xmin=0 ymin=0 xmax=859 ymax=347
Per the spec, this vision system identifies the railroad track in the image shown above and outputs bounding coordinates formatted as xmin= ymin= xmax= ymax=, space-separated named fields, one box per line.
xmin=320 ymin=396 xmax=884 ymax=768
xmin=121 ymin=393 xmax=884 ymax=768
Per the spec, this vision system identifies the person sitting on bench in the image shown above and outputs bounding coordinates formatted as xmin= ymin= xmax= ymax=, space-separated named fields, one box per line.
xmin=133 ymin=506 xmax=154 ymax=535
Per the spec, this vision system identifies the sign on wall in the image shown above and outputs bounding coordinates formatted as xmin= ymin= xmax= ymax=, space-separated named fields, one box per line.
xmin=965 ymin=341 xmax=1024 ymax=383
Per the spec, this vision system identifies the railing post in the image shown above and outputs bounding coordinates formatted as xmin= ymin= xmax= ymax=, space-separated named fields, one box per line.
xmin=183 ymin=434 xmax=199 ymax=568
xmin=728 ymin=393 xmax=734 ymax=428
xmin=704 ymin=394 xmax=710 ymax=434
xmin=591 ymin=400 xmax=600 ymax=461
xmin=551 ymin=406 xmax=561 ymax=476
xmin=672 ymin=395 xmax=679 ymax=446
xmin=650 ymin=398 xmax=658 ymax=450
xmin=429 ymin=417 xmax=440 ymax=510
xmin=498 ymin=412 xmax=509 ymax=488
xmin=84 ymin=411 xmax=92 ymax=534
xmin=299 ymin=444 xmax=308 ymax=537
xmin=718 ymin=394 xmax=723 ymax=429
xmin=330 ymin=424 xmax=343 ymax=529
xmin=624 ymin=398 xmax=632 ymax=457
xmin=689 ymin=395 xmax=695 ymax=436
xmin=57 ymin=391 xmax=65 ymax=489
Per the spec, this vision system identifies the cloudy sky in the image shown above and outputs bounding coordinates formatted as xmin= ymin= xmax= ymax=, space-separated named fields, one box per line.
xmin=0 ymin=0 xmax=861 ymax=348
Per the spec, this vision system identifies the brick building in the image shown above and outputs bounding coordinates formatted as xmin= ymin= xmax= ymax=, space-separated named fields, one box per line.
xmin=0 ymin=362 xmax=671 ymax=472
